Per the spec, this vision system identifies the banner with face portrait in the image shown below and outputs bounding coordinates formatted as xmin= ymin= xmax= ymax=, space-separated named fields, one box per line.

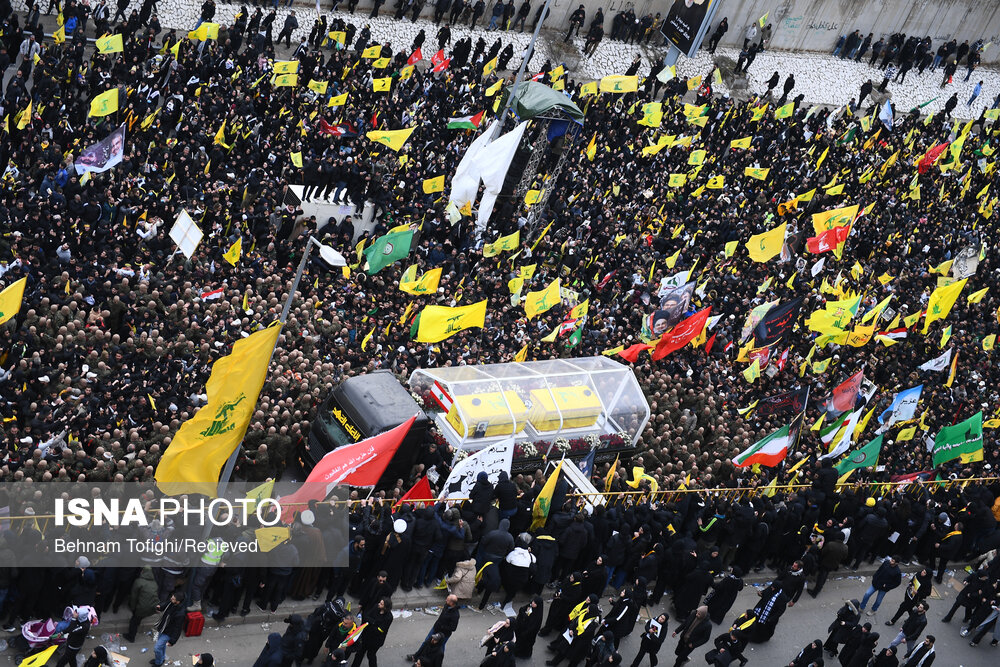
xmin=642 ymin=282 xmax=695 ymax=340
xmin=74 ymin=124 xmax=126 ymax=175
xmin=662 ymin=0 xmax=718 ymax=57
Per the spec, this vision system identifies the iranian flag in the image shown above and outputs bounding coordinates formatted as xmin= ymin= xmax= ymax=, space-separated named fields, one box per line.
xmin=732 ymin=423 xmax=794 ymax=467
xmin=447 ymin=111 xmax=484 ymax=130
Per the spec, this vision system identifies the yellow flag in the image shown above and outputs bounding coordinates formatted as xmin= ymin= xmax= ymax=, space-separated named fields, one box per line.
xmin=579 ymin=80 xmax=599 ymax=97
xmin=422 ymin=175 xmax=445 ymax=193
xmin=724 ymin=240 xmax=738 ymax=257
xmin=707 ymin=175 xmax=725 ymax=189
xmin=525 ymin=278 xmax=562 ymax=319
xmin=688 ymin=149 xmax=706 ymax=165
xmin=414 ymin=300 xmax=488 ymax=342
xmin=366 ymin=127 xmax=415 ymax=151
xmin=290 ymin=151 xmax=303 ymax=168
xmin=96 ymin=33 xmax=124 ymax=54
xmin=307 ymin=79 xmax=329 ymax=94
xmin=774 ymin=102 xmax=794 ymax=119
xmin=53 ymin=25 xmax=66 ymax=44
xmin=483 ymin=231 xmax=520 ymax=257
xmin=600 ymin=75 xmax=638 ymax=93
xmin=967 ymin=287 xmax=988 ymax=304
xmin=399 ymin=266 xmax=443 ymax=295
xmin=514 ymin=343 xmax=528 ymax=362
xmin=328 ymin=92 xmax=348 ymax=107
xmin=897 ymin=426 xmax=917 ymax=442
xmin=585 ymin=133 xmax=597 ymax=161
xmin=18 ymin=645 xmax=59 ymax=667
xmin=812 ymin=358 xmax=832 ymax=374
xmin=747 ymin=222 xmax=786 ymax=262
xmin=486 ymin=79 xmax=504 ymax=97
xmin=0 ymin=277 xmax=28 ymax=326
xmin=483 ymin=57 xmax=498 ymax=77
xmin=328 ymin=30 xmax=346 ymax=45
xmin=255 ymin=526 xmax=290 ymax=553
xmin=686 ymin=75 xmax=702 ymax=90
xmin=524 ymin=189 xmax=543 ymax=205
xmin=362 ymin=44 xmax=382 ymax=59
xmin=743 ymin=359 xmax=761 ymax=383
xmin=89 ymin=88 xmax=119 ymax=117
xmin=373 ymin=57 xmax=390 ymax=69
xmin=637 ymin=102 xmax=663 ymax=127
xmin=812 ymin=204 xmax=859 ymax=235
xmin=984 ymin=334 xmax=996 ymax=351
xmin=923 ymin=278 xmax=968 ymax=333
xmin=847 ymin=325 xmax=875 ymax=347
xmin=744 ymin=167 xmax=769 ymax=180
xmin=399 ymin=64 xmax=415 ymax=81
xmin=372 ymin=77 xmax=392 ymax=92
xmin=272 ymin=60 xmax=299 ymax=74
xmin=531 ymin=460 xmax=563 ymax=529
xmin=155 ymin=324 xmax=282 ymax=496
xmin=272 ymin=73 xmax=298 ymax=87
xmin=361 ymin=326 xmax=375 ymax=351
xmin=223 ymin=237 xmax=242 ymax=265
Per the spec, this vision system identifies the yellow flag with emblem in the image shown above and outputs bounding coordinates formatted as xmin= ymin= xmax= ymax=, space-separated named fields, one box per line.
xmin=328 ymin=92 xmax=348 ymax=107
xmin=362 ymin=44 xmax=382 ymax=59
xmin=399 ymin=266 xmax=442 ymax=295
xmin=308 ymin=79 xmax=329 ymax=94
xmin=255 ymin=527 xmax=290 ymax=553
xmin=731 ymin=136 xmax=752 ymax=149
xmin=531 ymin=460 xmax=563 ymax=529
xmin=580 ymin=80 xmax=599 ymax=97
xmin=0 ymin=277 xmax=28 ymax=326
xmin=483 ymin=231 xmax=520 ymax=257
xmin=155 ymin=323 xmax=282 ymax=496
xmin=744 ymin=167 xmax=769 ymax=180
xmin=922 ymin=278 xmax=967 ymax=333
xmin=413 ymin=300 xmax=488 ymax=342
xmin=272 ymin=73 xmax=298 ymax=87
xmin=422 ymin=175 xmax=445 ymax=193
xmin=525 ymin=279 xmax=562 ymax=319
xmin=599 ymin=75 xmax=638 ymax=93
xmin=273 ymin=60 xmax=299 ymax=74
xmin=372 ymin=77 xmax=392 ymax=92
xmin=366 ymin=127 xmax=415 ymax=151
xmin=747 ymin=222 xmax=786 ymax=262
xmin=89 ymin=88 xmax=119 ymax=117
xmin=96 ymin=33 xmax=124 ymax=53
xmin=223 ymin=237 xmax=242 ymax=265
xmin=483 ymin=57 xmax=498 ymax=77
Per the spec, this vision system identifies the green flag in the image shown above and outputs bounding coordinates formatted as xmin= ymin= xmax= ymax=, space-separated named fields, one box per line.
xmin=834 ymin=435 xmax=884 ymax=475
xmin=566 ymin=325 xmax=583 ymax=348
xmin=364 ymin=229 xmax=414 ymax=274
xmin=932 ymin=412 xmax=984 ymax=467
xmin=819 ymin=411 xmax=850 ymax=444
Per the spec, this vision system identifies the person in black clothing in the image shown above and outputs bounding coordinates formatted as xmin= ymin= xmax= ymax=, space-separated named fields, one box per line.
xmin=410 ymin=632 xmax=445 ymax=667
xmin=512 ymin=595 xmax=544 ymax=658
xmin=887 ymin=568 xmax=932 ymax=625
xmin=629 ymin=613 xmax=667 ymax=667
xmin=671 ymin=606 xmax=710 ymax=667
xmin=787 ymin=639 xmax=824 ymax=667
xmin=348 ymin=596 xmax=392 ymax=667
xmin=888 ymin=602 xmax=927 ymax=658
xmin=706 ymin=567 xmax=744 ymax=624
xmin=706 ymin=17 xmax=727 ymax=53
xmin=565 ymin=4 xmax=585 ymax=42
xmin=406 ymin=594 xmax=459 ymax=660
xmin=54 ymin=607 xmax=91 ymax=667
xmin=824 ymin=599 xmax=860 ymax=657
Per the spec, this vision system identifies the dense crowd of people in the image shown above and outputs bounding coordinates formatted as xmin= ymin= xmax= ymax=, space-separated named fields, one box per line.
xmin=1 ymin=0 xmax=1000 ymax=664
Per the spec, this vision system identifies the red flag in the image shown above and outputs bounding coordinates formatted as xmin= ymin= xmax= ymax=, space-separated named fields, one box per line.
xmin=618 ymin=343 xmax=652 ymax=363
xmin=651 ymin=307 xmax=712 ymax=361
xmin=597 ymin=270 xmax=617 ymax=290
xmin=705 ymin=332 xmax=717 ymax=355
xmin=432 ymin=58 xmax=451 ymax=73
xmin=748 ymin=346 xmax=771 ymax=369
xmin=394 ymin=475 xmax=433 ymax=509
xmin=317 ymin=119 xmax=357 ymax=136
xmin=831 ymin=370 xmax=863 ymax=413
xmin=806 ymin=225 xmax=850 ymax=254
xmin=278 ymin=416 xmax=416 ymax=522
xmin=407 ymin=48 xmax=422 ymax=65
xmin=370 ymin=111 xmax=379 ymax=129
xmin=775 ymin=348 xmax=789 ymax=371
xmin=431 ymin=49 xmax=446 ymax=67
xmin=917 ymin=142 xmax=949 ymax=174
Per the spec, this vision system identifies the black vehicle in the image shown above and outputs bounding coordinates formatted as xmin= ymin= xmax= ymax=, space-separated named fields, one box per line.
xmin=299 ymin=371 xmax=431 ymax=487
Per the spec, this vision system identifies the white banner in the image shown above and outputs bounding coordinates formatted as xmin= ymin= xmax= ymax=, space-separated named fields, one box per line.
xmin=439 ymin=438 xmax=514 ymax=500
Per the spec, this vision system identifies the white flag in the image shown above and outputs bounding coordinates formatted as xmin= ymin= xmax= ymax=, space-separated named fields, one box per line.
xmin=438 ymin=438 xmax=514 ymax=500
xmin=919 ymin=348 xmax=952 ymax=372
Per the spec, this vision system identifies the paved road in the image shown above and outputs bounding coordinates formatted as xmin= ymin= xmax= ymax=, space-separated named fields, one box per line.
xmin=11 ymin=569 xmax=986 ymax=666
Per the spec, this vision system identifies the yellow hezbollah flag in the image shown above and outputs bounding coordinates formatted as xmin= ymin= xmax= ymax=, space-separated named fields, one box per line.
xmin=747 ymin=222 xmax=786 ymax=262
xmin=372 ymin=77 xmax=392 ymax=92
xmin=531 ymin=460 xmax=563 ymax=530
xmin=707 ymin=175 xmax=725 ymax=189
xmin=366 ymin=127 xmax=415 ymax=151
xmin=812 ymin=204 xmax=859 ymax=235
xmin=89 ymin=88 xmax=119 ymax=117
xmin=362 ymin=44 xmax=382 ymax=59
xmin=0 ymin=277 xmax=28 ymax=326
xmin=967 ymin=287 xmax=988 ymax=304
xmin=923 ymin=278 xmax=967 ymax=333
xmin=525 ymin=278 xmax=562 ymax=319
xmin=155 ymin=323 xmax=282 ymax=496
xmin=686 ymin=75 xmax=702 ymax=90
xmin=422 ymin=175 xmax=445 ymax=193
xmin=514 ymin=344 xmax=528 ymax=362
xmin=599 ymin=75 xmax=638 ymax=93
xmin=328 ymin=92 xmax=348 ymax=107
xmin=579 ymin=81 xmax=599 ymax=97
xmin=486 ymin=80 xmax=505 ymax=96
xmin=774 ymin=102 xmax=794 ymax=119
xmin=745 ymin=167 xmax=769 ymax=180
xmin=290 ymin=151 xmax=303 ymax=168
xmin=524 ymin=189 xmax=543 ymax=205
xmin=308 ymin=79 xmax=329 ymax=94
xmin=399 ymin=266 xmax=442 ymax=295
xmin=483 ymin=230 xmax=520 ymax=257
xmin=272 ymin=73 xmax=298 ymax=87
xmin=483 ymin=57 xmax=497 ymax=77
xmin=96 ymin=33 xmax=124 ymax=54
xmin=272 ymin=60 xmax=299 ymax=74
xmin=731 ymin=136 xmax=752 ymax=149
xmin=414 ymin=300 xmax=488 ymax=342
xmin=373 ymin=57 xmax=390 ymax=69
xmin=223 ymin=237 xmax=242 ymax=265
xmin=668 ymin=173 xmax=687 ymax=187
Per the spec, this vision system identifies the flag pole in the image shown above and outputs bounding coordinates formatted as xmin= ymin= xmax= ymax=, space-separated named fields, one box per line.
xmin=216 ymin=235 xmax=320 ymax=496
xmin=490 ymin=0 xmax=553 ymax=141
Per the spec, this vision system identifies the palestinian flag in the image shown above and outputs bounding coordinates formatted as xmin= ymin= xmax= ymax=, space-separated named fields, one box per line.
xmin=447 ymin=111 xmax=484 ymax=130
xmin=732 ymin=422 xmax=795 ymax=468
